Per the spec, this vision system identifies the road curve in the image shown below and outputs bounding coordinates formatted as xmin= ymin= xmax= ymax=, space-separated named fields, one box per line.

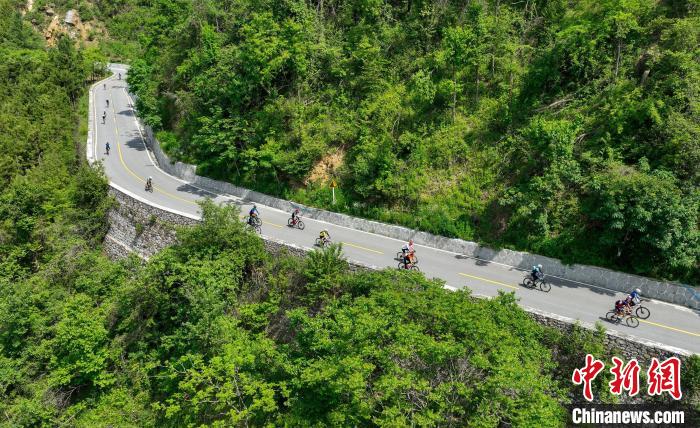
xmin=92 ymin=65 xmax=700 ymax=354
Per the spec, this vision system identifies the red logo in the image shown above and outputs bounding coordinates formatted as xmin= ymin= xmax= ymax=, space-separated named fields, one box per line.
xmin=572 ymin=354 xmax=605 ymax=401
xmin=573 ymin=355 xmax=683 ymax=401
xmin=609 ymin=357 xmax=640 ymax=397
xmin=647 ymin=357 xmax=682 ymax=400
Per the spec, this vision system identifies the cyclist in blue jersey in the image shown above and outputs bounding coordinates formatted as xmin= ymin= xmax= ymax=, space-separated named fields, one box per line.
xmin=531 ymin=264 xmax=543 ymax=281
xmin=248 ymin=205 xmax=260 ymax=226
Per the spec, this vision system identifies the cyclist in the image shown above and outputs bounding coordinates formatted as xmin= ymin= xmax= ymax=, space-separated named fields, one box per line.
xmin=248 ymin=204 xmax=259 ymax=226
xmin=290 ymin=208 xmax=300 ymax=225
xmin=614 ymin=299 xmax=629 ymax=318
xmin=102 ymin=111 xmax=107 ymax=124
xmin=627 ymin=288 xmax=642 ymax=306
xmin=402 ymin=251 xmax=413 ymax=269
xmin=402 ymin=239 xmax=416 ymax=263
xmin=145 ymin=176 xmax=153 ymax=191
xmin=103 ymin=83 xmax=106 ymax=90
xmin=401 ymin=239 xmax=414 ymax=256
xmin=118 ymin=73 xmax=122 ymax=80
xmin=105 ymin=142 xmax=110 ymax=155
xmin=106 ymin=99 xmax=109 ymax=107
xmin=531 ymin=264 xmax=544 ymax=281
xmin=319 ymin=229 xmax=330 ymax=245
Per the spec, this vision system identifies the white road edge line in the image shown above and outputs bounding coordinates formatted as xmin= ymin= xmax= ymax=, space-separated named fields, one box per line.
xmin=109 ymin=182 xmax=200 ymax=220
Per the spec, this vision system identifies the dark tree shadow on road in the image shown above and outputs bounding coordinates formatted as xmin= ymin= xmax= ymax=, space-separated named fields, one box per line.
xmin=117 ymin=109 xmax=135 ymax=117
xmin=124 ymin=136 xmax=147 ymax=152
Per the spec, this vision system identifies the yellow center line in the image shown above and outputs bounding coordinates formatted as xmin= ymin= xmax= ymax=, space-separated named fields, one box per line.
xmin=108 ymin=99 xmax=198 ymax=206
xmin=341 ymin=241 xmax=384 ymax=254
xmin=638 ymin=319 xmax=700 ymax=337
xmin=459 ymin=272 xmax=518 ymax=290
xmin=458 ymin=274 xmax=700 ymax=338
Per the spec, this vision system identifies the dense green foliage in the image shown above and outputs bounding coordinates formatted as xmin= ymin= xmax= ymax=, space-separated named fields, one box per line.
xmin=0 ymin=1 xmax=110 ymax=282
xmin=108 ymin=0 xmax=699 ymax=284
xmin=1 ymin=2 xmax=697 ymax=426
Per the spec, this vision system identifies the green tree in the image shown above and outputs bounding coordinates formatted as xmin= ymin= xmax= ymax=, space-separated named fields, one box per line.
xmin=584 ymin=162 xmax=699 ymax=279
xmin=49 ymin=36 xmax=86 ymax=104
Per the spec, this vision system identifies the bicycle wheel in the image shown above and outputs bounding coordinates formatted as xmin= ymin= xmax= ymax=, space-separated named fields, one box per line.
xmin=297 ymin=220 xmax=305 ymax=230
xmin=287 ymin=218 xmax=294 ymax=227
xmin=538 ymin=280 xmax=551 ymax=292
xmin=410 ymin=265 xmax=420 ymax=272
xmin=626 ymin=316 xmax=639 ymax=328
xmin=396 ymin=251 xmax=403 ymax=261
xmin=606 ymin=311 xmax=620 ymax=323
xmin=635 ymin=306 xmax=650 ymax=319
xmin=254 ymin=217 xmax=262 ymax=227
xmin=522 ymin=277 xmax=534 ymax=288
xmin=315 ymin=238 xmax=322 ymax=247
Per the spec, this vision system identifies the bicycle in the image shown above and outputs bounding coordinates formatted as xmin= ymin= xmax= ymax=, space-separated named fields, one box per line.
xmin=605 ymin=309 xmax=640 ymax=328
xmin=246 ymin=222 xmax=261 ymax=234
xmin=315 ymin=236 xmax=331 ymax=248
xmin=244 ymin=215 xmax=262 ymax=227
xmin=395 ymin=250 xmax=418 ymax=264
xmin=522 ymin=273 xmax=551 ymax=292
xmin=287 ymin=216 xmax=305 ymax=230
xmin=397 ymin=262 xmax=420 ymax=272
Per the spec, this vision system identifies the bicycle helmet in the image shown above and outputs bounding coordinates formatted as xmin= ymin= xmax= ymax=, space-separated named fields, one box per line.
xmin=537 ymin=264 xmax=542 ymax=269
xmin=634 ymin=288 xmax=641 ymax=294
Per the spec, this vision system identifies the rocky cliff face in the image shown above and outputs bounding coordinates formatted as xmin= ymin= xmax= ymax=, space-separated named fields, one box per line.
xmin=23 ymin=3 xmax=104 ymax=46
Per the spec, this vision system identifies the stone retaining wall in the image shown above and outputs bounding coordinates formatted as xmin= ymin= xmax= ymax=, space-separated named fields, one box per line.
xmin=139 ymin=124 xmax=700 ymax=310
xmin=103 ymin=184 xmax=694 ymax=364
xmin=105 ymin=186 xmax=198 ymax=259
xmin=526 ymin=308 xmax=691 ymax=366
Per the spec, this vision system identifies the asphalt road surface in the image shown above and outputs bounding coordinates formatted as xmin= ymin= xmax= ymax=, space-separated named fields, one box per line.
xmin=93 ymin=65 xmax=700 ymax=354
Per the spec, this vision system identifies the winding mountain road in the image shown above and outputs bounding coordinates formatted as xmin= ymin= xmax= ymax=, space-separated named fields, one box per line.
xmin=92 ymin=65 xmax=700 ymax=354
